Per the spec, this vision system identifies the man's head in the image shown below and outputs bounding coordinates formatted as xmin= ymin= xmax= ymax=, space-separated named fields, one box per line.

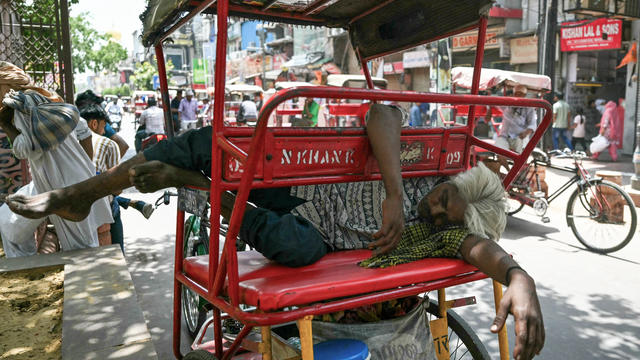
xmin=513 ymin=85 xmax=528 ymax=98
xmin=75 ymin=90 xmax=104 ymax=110
xmin=554 ymin=92 xmax=563 ymax=102
xmin=147 ymin=97 xmax=157 ymax=107
xmin=176 ymin=90 xmax=183 ymax=99
xmin=588 ymin=99 xmax=596 ymax=108
xmin=243 ymin=95 xmax=251 ymax=102
xmin=418 ymin=162 xmax=506 ymax=241
xmin=81 ymin=104 xmax=110 ymax=135
xmin=185 ymin=89 xmax=194 ymax=101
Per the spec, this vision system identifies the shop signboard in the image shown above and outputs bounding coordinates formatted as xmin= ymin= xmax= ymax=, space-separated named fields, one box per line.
xmin=510 ymin=36 xmax=538 ymax=64
xmin=383 ymin=61 xmax=404 ymax=75
xmin=560 ymin=18 xmax=622 ymax=52
xmin=193 ymin=58 xmax=207 ymax=85
xmin=402 ymin=50 xmax=430 ymax=69
xmin=452 ymin=27 xmax=504 ymax=52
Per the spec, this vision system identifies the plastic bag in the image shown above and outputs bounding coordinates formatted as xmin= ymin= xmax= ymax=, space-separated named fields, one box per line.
xmin=312 ymin=300 xmax=436 ymax=360
xmin=590 ymin=134 xmax=609 ymax=154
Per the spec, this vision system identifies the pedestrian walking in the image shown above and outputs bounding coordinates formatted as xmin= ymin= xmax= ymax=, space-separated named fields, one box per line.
xmin=592 ymin=101 xmax=620 ymax=162
xmin=552 ymin=92 xmax=573 ymax=151
xmin=179 ymin=89 xmax=198 ymax=131
xmin=571 ymin=107 xmax=587 ymax=152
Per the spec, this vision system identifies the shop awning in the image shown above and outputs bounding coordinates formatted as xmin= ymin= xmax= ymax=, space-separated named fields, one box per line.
xmin=451 ymin=67 xmax=552 ymax=92
xmin=140 ymin=0 xmax=494 ymax=60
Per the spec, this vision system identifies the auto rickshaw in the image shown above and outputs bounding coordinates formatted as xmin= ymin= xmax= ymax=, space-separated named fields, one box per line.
xmin=139 ymin=1 xmax=552 ymax=359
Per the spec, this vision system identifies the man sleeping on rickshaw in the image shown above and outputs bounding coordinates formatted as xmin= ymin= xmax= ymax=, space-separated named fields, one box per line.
xmin=4 ymin=104 xmax=545 ymax=360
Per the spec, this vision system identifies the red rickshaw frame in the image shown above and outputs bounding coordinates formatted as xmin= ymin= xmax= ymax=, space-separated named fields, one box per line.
xmin=143 ymin=1 xmax=553 ymax=359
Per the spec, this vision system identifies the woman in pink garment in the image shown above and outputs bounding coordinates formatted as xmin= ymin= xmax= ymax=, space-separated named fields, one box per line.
xmin=592 ymin=101 xmax=620 ymax=161
xmin=615 ymin=98 xmax=625 ymax=149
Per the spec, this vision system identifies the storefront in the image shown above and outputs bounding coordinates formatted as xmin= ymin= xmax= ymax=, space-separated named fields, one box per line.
xmin=560 ymin=18 xmax=626 ymax=113
xmin=402 ymin=49 xmax=431 ymax=92
xmin=509 ymin=35 xmax=539 ymax=75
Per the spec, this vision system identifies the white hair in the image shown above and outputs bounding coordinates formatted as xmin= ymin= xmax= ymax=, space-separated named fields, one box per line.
xmin=451 ymin=162 xmax=507 ymax=241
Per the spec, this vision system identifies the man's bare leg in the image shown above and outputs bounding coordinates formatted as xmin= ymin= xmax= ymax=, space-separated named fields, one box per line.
xmin=7 ymin=154 xmax=215 ymax=221
xmin=6 ymin=153 xmax=148 ymax=221
xmin=128 ymin=160 xmax=211 ymax=193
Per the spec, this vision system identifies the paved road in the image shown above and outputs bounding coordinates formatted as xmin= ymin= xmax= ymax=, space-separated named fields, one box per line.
xmin=117 ymin=116 xmax=640 ymax=359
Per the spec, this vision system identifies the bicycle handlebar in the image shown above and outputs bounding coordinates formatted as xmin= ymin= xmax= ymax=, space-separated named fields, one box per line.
xmin=155 ymin=190 xmax=178 ymax=208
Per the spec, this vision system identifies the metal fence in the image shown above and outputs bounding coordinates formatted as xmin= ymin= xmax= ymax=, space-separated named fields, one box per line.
xmin=0 ymin=0 xmax=73 ymax=197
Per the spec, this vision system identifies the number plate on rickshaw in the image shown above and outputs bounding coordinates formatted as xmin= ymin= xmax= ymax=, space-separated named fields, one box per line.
xmin=178 ymin=187 xmax=209 ymax=216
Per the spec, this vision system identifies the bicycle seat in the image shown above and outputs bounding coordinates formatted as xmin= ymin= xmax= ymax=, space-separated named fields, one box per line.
xmin=531 ymin=148 xmax=548 ymax=162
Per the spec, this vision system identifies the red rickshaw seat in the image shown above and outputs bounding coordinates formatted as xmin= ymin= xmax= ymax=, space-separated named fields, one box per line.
xmin=183 ymin=249 xmax=482 ymax=311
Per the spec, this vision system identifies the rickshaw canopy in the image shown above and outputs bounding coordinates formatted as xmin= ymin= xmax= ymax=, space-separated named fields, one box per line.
xmin=274 ymin=81 xmax=316 ymax=90
xmin=141 ymin=0 xmax=494 ymax=60
xmin=452 ymin=67 xmax=552 ymax=92
xmin=225 ymin=84 xmax=264 ymax=94
xmin=326 ymin=74 xmax=387 ymax=88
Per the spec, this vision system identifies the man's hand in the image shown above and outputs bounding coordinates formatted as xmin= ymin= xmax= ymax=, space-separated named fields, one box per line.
xmin=368 ymin=195 xmax=404 ymax=255
xmin=518 ymin=129 xmax=533 ymax=140
xmin=492 ymin=271 xmax=545 ymax=360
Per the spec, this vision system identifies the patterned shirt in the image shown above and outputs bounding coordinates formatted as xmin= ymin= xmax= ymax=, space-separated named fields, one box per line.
xmin=290 ymin=177 xmax=444 ymax=250
xmin=91 ymin=133 xmax=120 ymax=173
xmin=140 ymin=105 xmax=166 ymax=134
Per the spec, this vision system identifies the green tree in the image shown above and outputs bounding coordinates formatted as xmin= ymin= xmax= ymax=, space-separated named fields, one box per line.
xmin=70 ymin=13 xmax=128 ymax=74
xmin=132 ymin=58 xmax=174 ymax=90
xmin=69 ymin=13 xmax=100 ymax=74
xmin=91 ymin=37 xmax=128 ymax=73
xmin=119 ymin=84 xmax=132 ymax=96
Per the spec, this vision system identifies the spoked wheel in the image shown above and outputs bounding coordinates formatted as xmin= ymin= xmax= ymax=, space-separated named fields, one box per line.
xmin=566 ymin=179 xmax=637 ymax=253
xmin=425 ymin=299 xmax=491 ymax=360
xmin=182 ymin=216 xmax=211 ymax=339
xmin=506 ymin=196 xmax=525 ymax=216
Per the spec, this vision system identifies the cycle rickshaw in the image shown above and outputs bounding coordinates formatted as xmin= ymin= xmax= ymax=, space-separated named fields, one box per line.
xmin=140 ymin=1 xmax=553 ymax=359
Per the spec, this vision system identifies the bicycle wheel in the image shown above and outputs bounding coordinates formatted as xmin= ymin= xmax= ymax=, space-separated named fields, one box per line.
xmin=182 ymin=216 xmax=210 ymax=339
xmin=506 ymin=196 xmax=525 ymax=216
xmin=426 ymin=299 xmax=491 ymax=360
xmin=566 ymin=179 xmax=637 ymax=253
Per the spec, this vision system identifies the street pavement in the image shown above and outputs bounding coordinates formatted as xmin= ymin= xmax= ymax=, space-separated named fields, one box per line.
xmin=116 ymin=115 xmax=640 ymax=359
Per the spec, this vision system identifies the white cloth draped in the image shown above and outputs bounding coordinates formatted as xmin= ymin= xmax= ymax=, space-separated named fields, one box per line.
xmin=0 ymin=107 xmax=113 ymax=257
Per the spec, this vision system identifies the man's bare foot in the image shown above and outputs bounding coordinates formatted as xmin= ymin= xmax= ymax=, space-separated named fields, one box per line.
xmin=6 ymin=189 xmax=91 ymax=222
xmin=129 ymin=161 xmax=180 ymax=193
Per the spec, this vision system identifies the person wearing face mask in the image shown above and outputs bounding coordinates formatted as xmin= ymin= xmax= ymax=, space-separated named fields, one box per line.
xmin=4 ymin=104 xmax=544 ymax=360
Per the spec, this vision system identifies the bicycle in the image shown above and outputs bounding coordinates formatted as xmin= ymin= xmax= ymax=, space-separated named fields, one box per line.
xmin=506 ymin=149 xmax=637 ymax=254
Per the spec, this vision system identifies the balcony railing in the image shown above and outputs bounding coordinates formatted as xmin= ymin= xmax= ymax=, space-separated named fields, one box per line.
xmin=565 ymin=0 xmax=640 ymax=19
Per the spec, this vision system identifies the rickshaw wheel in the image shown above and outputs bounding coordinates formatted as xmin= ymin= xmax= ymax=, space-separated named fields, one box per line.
xmin=182 ymin=216 xmax=210 ymax=339
xmin=184 ymin=349 xmax=218 ymax=360
xmin=426 ymin=299 xmax=490 ymax=360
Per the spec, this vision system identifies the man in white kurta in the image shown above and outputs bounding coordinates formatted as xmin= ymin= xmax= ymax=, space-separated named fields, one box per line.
xmin=0 ymin=62 xmax=112 ymax=257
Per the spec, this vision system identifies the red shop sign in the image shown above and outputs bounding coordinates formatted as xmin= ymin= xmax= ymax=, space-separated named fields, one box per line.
xmin=560 ymin=18 xmax=622 ymax=52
